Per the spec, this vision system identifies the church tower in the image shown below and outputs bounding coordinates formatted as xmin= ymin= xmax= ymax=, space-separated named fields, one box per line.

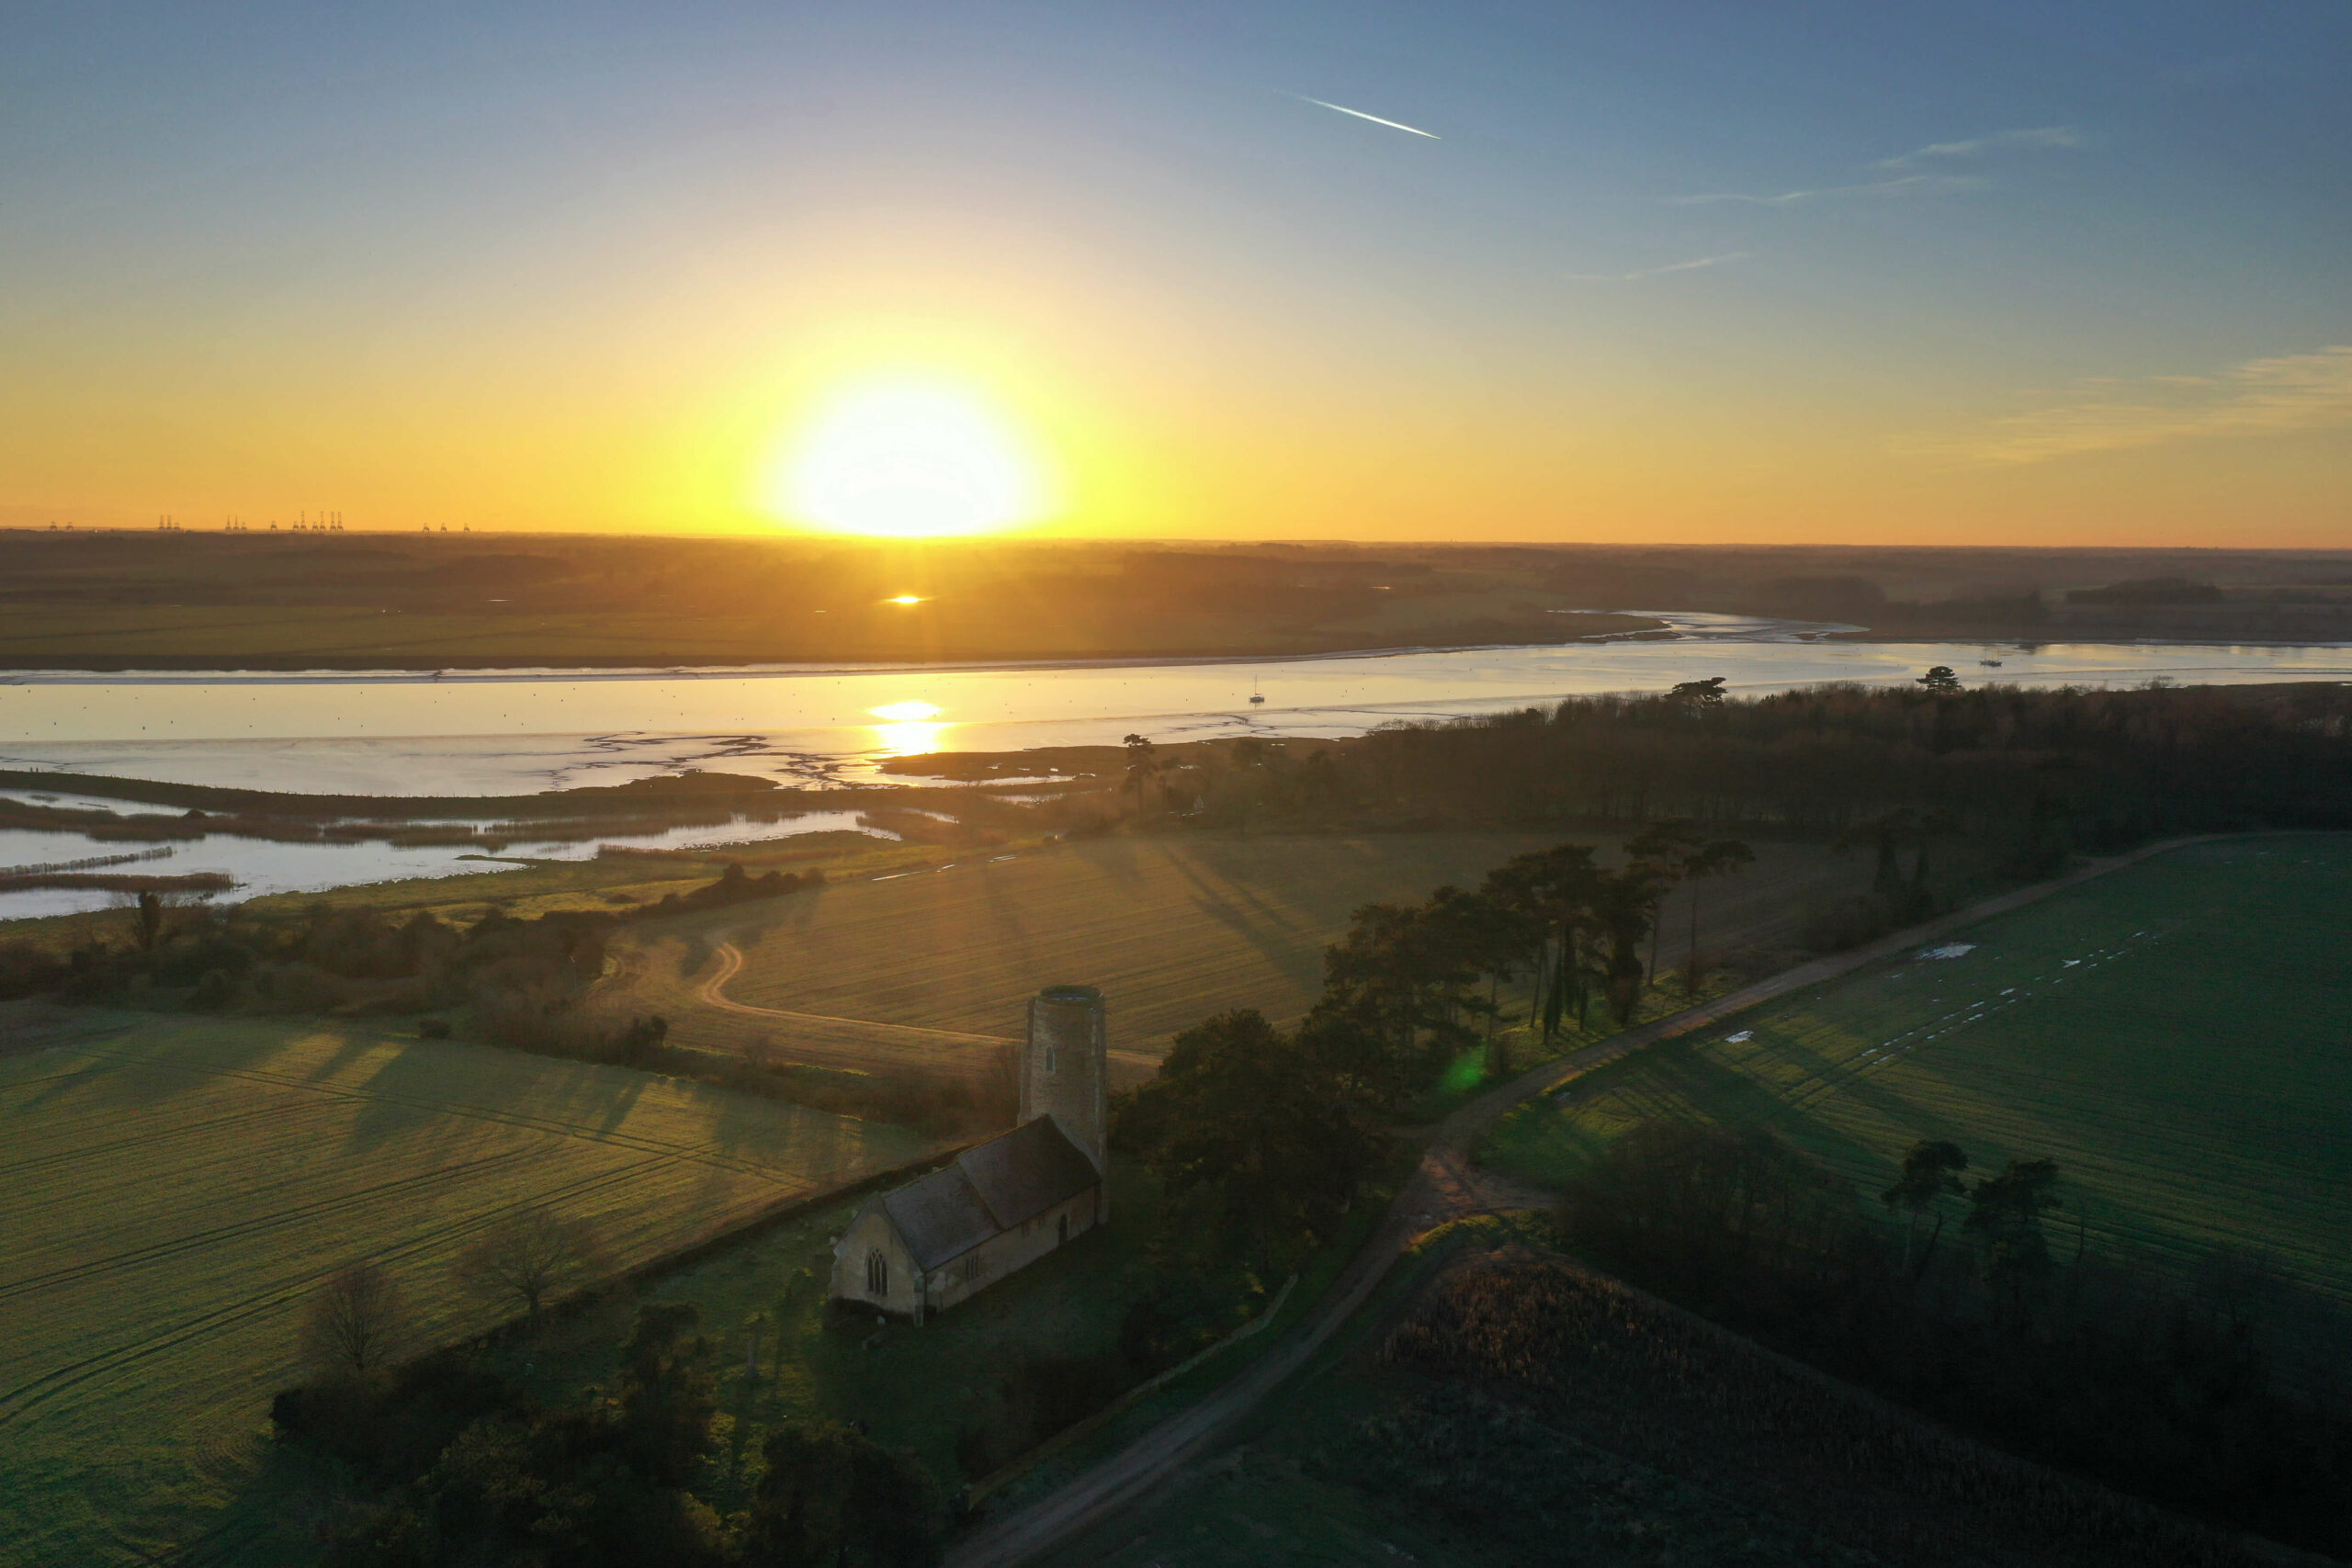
xmin=1021 ymin=984 xmax=1108 ymax=1172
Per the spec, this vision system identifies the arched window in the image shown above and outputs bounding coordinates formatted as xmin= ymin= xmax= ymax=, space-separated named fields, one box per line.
xmin=1045 ymin=1043 xmax=1057 ymax=1075
xmin=865 ymin=1248 xmax=888 ymax=1296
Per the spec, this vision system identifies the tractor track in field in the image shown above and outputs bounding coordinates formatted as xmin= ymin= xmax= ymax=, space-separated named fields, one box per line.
xmin=0 ymin=1096 xmax=345 ymax=1179
xmin=0 ymin=1150 xmax=682 ymax=1427
xmin=0 ymin=1032 xmax=870 ymax=1433
xmin=0 ymin=1147 xmax=537 ymax=1302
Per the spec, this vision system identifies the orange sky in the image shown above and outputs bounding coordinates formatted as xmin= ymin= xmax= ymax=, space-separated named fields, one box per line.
xmin=6 ymin=6 xmax=2348 ymax=547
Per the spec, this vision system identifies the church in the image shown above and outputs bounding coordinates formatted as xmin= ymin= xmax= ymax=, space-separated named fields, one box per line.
xmin=830 ymin=984 xmax=1109 ymax=1323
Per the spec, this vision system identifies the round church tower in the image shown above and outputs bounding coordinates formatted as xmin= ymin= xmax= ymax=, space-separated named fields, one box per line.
xmin=1021 ymin=984 xmax=1107 ymax=1171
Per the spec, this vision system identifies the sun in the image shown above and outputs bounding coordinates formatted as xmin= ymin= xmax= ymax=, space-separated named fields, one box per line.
xmin=770 ymin=380 xmax=1044 ymax=538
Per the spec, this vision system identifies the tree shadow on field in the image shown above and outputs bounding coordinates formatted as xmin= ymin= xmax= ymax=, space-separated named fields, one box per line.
xmin=695 ymin=1075 xmax=931 ymax=1176
xmin=1072 ymin=836 xmax=1148 ymax=887
xmin=1163 ymin=852 xmax=1320 ymax=989
xmin=1615 ymin=1043 xmax=1925 ymax=1186
xmin=334 ymin=1038 xmax=650 ymax=1155
xmin=300 ymin=1021 xmax=395 ymax=1086
xmin=16 ymin=1010 xmax=306 ymax=1117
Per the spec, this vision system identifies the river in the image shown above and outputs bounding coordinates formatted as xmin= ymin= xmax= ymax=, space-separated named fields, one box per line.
xmin=3 ymin=615 xmax=2347 ymax=917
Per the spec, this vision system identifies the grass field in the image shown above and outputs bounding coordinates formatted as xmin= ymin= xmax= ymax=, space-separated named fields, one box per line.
xmin=0 ymin=1008 xmax=933 ymax=1568
xmin=1482 ymin=833 xmax=2352 ymax=1308
xmin=617 ymin=831 xmax=1861 ymax=1085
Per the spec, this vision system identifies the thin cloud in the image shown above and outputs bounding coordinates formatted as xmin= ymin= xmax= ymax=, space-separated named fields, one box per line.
xmin=1670 ymin=174 xmax=1981 ymax=206
xmin=1298 ymin=96 xmax=1441 ymax=140
xmin=1873 ymin=126 xmax=2083 ymax=170
xmin=1565 ymin=250 xmax=1749 ymax=281
xmin=1676 ymin=127 xmax=2078 ymax=205
xmin=1907 ymin=346 xmax=2352 ymax=466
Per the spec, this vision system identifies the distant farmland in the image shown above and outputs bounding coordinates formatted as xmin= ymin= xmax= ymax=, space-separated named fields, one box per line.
xmin=0 ymin=1010 xmax=933 ymax=1568
xmin=621 ymin=831 xmax=1864 ymax=1083
xmin=1484 ymin=835 xmax=2352 ymax=1310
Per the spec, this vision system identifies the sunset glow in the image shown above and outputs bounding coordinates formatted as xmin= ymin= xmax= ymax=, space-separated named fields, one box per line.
xmin=771 ymin=382 xmax=1044 ymax=539
xmin=1 ymin=7 xmax=2344 ymax=547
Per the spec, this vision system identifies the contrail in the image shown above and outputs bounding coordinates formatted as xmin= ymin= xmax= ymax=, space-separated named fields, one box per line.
xmin=1565 ymin=251 xmax=1749 ymax=282
xmin=1299 ymin=96 xmax=1440 ymax=140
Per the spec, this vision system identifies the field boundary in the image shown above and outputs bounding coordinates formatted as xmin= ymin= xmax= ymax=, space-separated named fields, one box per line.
xmin=942 ymin=830 xmax=2258 ymax=1568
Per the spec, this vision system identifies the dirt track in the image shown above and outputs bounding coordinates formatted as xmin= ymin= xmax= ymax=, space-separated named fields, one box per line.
xmin=695 ymin=942 xmax=1161 ymax=1080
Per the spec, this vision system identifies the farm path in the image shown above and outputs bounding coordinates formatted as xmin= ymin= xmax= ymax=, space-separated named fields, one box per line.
xmin=695 ymin=942 xmax=1163 ymax=1077
xmin=949 ymin=832 xmax=2235 ymax=1568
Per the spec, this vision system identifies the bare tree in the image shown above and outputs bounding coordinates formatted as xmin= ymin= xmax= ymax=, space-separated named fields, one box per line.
xmin=453 ymin=1207 xmax=605 ymax=1325
xmin=300 ymin=1261 xmax=405 ymax=1376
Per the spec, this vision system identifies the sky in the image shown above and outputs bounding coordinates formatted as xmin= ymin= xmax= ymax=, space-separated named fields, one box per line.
xmin=3 ymin=1 xmax=2348 ymax=547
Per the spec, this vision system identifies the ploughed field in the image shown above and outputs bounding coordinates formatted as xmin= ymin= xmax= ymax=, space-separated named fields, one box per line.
xmin=619 ymin=832 xmax=1860 ymax=1083
xmin=0 ymin=1010 xmax=932 ymax=1568
xmin=1484 ymin=834 xmax=2352 ymax=1310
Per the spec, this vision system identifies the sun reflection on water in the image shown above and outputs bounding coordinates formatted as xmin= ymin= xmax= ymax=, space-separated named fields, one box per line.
xmin=868 ymin=701 xmax=947 ymax=756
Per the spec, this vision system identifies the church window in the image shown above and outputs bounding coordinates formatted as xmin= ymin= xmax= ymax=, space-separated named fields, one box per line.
xmin=865 ymin=1249 xmax=888 ymax=1296
xmin=1045 ymin=1044 xmax=1057 ymax=1074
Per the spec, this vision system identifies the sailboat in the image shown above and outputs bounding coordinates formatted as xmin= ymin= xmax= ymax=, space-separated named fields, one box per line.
xmin=1249 ymin=676 xmax=1265 ymax=705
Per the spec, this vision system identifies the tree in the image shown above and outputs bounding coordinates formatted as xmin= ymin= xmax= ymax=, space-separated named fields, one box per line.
xmin=611 ymin=1301 xmax=718 ymax=1487
xmin=1917 ymin=664 xmax=1962 ymax=694
xmin=1590 ymin=863 xmax=1671 ymax=1025
xmin=300 ymin=1260 xmax=405 ymax=1377
xmin=1627 ymin=820 xmax=1703 ymax=985
xmin=1678 ymin=838 xmax=1754 ymax=995
xmin=134 ymin=890 xmax=164 ymax=953
xmin=1668 ymin=675 xmax=1727 ymax=709
xmin=1966 ymin=1157 xmax=2063 ymax=1305
xmin=1627 ymin=822 xmax=1754 ymax=995
xmin=1480 ymin=844 xmax=1602 ymax=1044
xmin=740 ymin=1420 xmax=940 ymax=1568
xmin=1313 ymin=900 xmax=1484 ymax=1098
xmin=453 ymin=1207 xmax=605 ymax=1325
xmin=1880 ymin=1140 xmax=1968 ymax=1276
xmin=1114 ymin=1010 xmax=1383 ymax=1272
xmin=1120 ymin=733 xmax=1159 ymax=807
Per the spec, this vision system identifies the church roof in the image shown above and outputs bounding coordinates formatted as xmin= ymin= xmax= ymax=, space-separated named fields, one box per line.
xmin=963 ymin=1114 xmax=1103 ymax=1229
xmin=881 ymin=1167 xmax=999 ymax=1272
xmin=880 ymin=1115 xmax=1102 ymax=1271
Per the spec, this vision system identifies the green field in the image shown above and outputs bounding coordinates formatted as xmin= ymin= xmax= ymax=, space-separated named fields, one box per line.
xmin=1483 ymin=834 xmax=2352 ymax=1306
xmin=0 ymin=1009 xmax=933 ymax=1568
xmin=623 ymin=831 xmax=1859 ymax=1083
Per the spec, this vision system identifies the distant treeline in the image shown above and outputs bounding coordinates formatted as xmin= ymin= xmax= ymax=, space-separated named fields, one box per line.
xmin=1181 ymin=682 xmax=2352 ymax=863
xmin=0 ymin=862 xmax=822 ymax=1011
xmin=0 ymin=864 xmax=1009 ymax=1135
